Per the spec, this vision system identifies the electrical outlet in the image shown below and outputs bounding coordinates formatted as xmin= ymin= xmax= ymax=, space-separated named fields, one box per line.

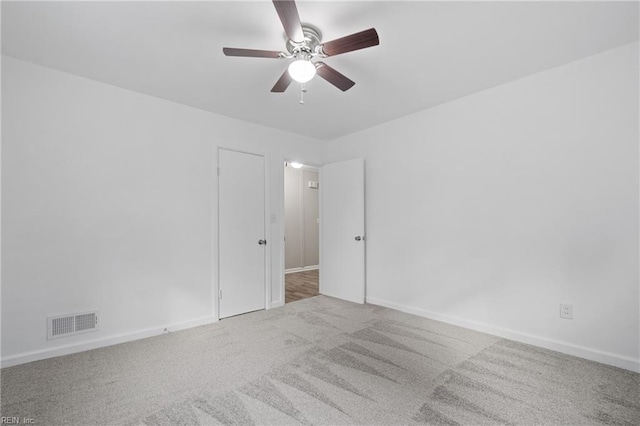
xmin=560 ymin=304 xmax=573 ymax=319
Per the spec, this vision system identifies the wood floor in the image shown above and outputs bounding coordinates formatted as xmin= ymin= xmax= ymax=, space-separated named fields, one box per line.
xmin=285 ymin=269 xmax=319 ymax=303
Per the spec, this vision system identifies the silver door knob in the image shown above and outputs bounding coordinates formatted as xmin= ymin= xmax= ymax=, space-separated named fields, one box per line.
xmin=258 ymin=239 xmax=267 ymax=245
xmin=354 ymin=236 xmax=362 ymax=241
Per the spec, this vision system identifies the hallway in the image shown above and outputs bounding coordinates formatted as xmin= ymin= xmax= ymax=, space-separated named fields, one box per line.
xmin=285 ymin=269 xmax=319 ymax=303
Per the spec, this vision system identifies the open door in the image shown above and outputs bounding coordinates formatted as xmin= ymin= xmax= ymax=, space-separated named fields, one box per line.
xmin=320 ymin=158 xmax=365 ymax=303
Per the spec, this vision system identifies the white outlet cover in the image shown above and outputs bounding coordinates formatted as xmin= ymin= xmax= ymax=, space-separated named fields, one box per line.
xmin=560 ymin=303 xmax=573 ymax=319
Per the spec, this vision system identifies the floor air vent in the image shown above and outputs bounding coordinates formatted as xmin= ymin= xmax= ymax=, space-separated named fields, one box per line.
xmin=47 ymin=311 xmax=99 ymax=340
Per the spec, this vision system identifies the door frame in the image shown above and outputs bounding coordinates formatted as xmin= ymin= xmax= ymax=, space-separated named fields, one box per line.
xmin=215 ymin=147 xmax=271 ymax=320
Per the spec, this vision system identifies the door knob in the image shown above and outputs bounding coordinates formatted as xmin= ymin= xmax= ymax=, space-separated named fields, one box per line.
xmin=355 ymin=236 xmax=363 ymax=241
xmin=258 ymin=239 xmax=267 ymax=245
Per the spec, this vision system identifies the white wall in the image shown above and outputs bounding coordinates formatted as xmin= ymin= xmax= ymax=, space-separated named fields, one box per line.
xmin=326 ymin=43 xmax=639 ymax=371
xmin=302 ymin=169 xmax=320 ymax=268
xmin=284 ymin=165 xmax=303 ymax=270
xmin=3 ymin=42 xmax=639 ymax=372
xmin=1 ymin=56 xmax=325 ymax=365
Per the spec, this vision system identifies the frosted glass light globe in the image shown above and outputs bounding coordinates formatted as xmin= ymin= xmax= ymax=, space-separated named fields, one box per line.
xmin=288 ymin=60 xmax=316 ymax=83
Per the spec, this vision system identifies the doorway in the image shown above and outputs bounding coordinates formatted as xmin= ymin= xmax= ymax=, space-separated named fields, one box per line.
xmin=284 ymin=161 xmax=320 ymax=303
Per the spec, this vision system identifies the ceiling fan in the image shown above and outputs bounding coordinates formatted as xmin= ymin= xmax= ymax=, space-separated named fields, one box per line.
xmin=223 ymin=0 xmax=379 ymax=96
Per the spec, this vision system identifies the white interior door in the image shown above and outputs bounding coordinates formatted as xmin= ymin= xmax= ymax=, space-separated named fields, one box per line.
xmin=321 ymin=158 xmax=365 ymax=303
xmin=219 ymin=149 xmax=266 ymax=318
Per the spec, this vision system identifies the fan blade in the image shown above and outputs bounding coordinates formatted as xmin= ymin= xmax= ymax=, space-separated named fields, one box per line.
xmin=315 ymin=62 xmax=355 ymax=92
xmin=272 ymin=0 xmax=304 ymax=43
xmin=319 ymin=28 xmax=379 ymax=57
xmin=271 ymin=69 xmax=293 ymax=92
xmin=223 ymin=47 xmax=282 ymax=58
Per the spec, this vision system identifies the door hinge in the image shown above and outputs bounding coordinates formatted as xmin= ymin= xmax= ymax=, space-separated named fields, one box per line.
xmin=219 ymin=289 xmax=222 ymax=300
xmin=217 ymin=167 xmax=221 ymax=176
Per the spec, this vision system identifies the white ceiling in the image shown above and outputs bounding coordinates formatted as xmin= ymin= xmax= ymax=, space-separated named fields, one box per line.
xmin=2 ymin=1 xmax=638 ymax=140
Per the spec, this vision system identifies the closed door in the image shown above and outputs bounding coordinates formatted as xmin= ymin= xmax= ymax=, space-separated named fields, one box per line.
xmin=218 ymin=149 xmax=266 ymax=318
xmin=321 ymin=158 xmax=365 ymax=303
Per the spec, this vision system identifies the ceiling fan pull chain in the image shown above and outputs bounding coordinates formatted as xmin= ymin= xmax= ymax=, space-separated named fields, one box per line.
xmin=300 ymin=83 xmax=306 ymax=104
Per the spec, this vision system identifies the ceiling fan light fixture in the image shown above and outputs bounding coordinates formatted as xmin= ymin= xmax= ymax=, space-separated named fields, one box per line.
xmin=288 ymin=59 xmax=316 ymax=83
xmin=223 ymin=0 xmax=380 ymax=94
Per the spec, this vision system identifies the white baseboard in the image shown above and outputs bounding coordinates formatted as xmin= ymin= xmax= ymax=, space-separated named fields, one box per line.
xmin=366 ymin=297 xmax=640 ymax=373
xmin=285 ymin=265 xmax=319 ymax=274
xmin=1 ymin=316 xmax=218 ymax=369
xmin=271 ymin=300 xmax=285 ymax=308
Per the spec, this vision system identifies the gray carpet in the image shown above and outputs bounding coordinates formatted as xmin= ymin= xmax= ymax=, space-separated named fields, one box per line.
xmin=1 ymin=296 xmax=639 ymax=425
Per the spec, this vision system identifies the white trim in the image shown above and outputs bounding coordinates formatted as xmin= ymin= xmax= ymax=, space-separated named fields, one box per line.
xmin=299 ymin=167 xmax=305 ymax=271
xmin=264 ymin=152 xmax=272 ymax=310
xmin=284 ymin=265 xmax=319 ymax=274
xmin=212 ymin=147 xmax=219 ymax=321
xmin=318 ymin=167 xmax=324 ymax=296
xmin=366 ymin=297 xmax=640 ymax=373
xmin=1 ymin=316 xmax=218 ymax=369
xmin=277 ymin=158 xmax=286 ymax=307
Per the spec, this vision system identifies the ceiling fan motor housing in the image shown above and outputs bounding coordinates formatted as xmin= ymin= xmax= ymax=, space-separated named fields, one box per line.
xmin=286 ymin=24 xmax=323 ymax=57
